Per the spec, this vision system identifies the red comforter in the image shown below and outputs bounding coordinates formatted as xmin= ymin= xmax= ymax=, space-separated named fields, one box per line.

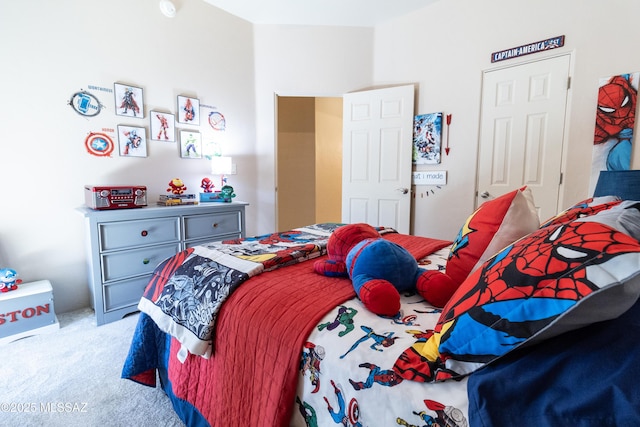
xmin=166 ymin=234 xmax=450 ymax=426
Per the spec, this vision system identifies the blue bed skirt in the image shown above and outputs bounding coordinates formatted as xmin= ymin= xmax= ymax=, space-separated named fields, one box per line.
xmin=468 ymin=296 xmax=640 ymax=426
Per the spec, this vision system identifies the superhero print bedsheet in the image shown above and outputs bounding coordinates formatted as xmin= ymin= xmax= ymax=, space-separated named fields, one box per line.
xmin=125 ymin=228 xmax=454 ymax=427
xmin=137 ymin=223 xmax=343 ymax=358
xmin=291 ymin=247 xmax=471 ymax=427
xmin=137 ymin=223 xmax=398 ymax=359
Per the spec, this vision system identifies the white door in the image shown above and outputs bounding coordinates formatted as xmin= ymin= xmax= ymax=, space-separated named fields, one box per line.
xmin=477 ymin=55 xmax=570 ymax=221
xmin=342 ymin=85 xmax=415 ymax=233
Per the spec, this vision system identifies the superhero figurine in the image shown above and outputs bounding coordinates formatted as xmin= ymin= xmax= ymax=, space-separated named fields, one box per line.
xmin=0 ymin=268 xmax=21 ymax=292
xmin=200 ymin=177 xmax=215 ymax=193
xmin=220 ymin=185 xmax=236 ymax=201
xmin=167 ymin=178 xmax=187 ymax=195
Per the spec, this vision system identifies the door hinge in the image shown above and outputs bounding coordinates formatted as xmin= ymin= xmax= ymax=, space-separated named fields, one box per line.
xmin=567 ymin=76 xmax=571 ymax=90
xmin=559 ymin=172 xmax=563 ymax=185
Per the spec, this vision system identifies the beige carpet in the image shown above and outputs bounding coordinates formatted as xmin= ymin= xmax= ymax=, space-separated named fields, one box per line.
xmin=1 ymin=308 xmax=185 ymax=427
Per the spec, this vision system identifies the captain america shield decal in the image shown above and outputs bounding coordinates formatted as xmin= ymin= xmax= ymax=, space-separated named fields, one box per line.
xmin=85 ymin=132 xmax=115 ymax=157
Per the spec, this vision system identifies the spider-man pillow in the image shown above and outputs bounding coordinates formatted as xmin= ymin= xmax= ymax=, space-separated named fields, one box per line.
xmin=394 ymin=201 xmax=640 ymax=383
xmin=539 ymin=195 xmax=621 ymax=229
xmin=445 ymin=187 xmax=539 ymax=286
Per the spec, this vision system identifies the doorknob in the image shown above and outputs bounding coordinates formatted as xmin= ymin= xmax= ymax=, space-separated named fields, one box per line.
xmin=480 ymin=191 xmax=491 ymax=199
xmin=397 ymin=188 xmax=409 ymax=194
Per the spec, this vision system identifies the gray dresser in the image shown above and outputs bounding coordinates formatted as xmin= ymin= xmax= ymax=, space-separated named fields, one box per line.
xmin=78 ymin=202 xmax=248 ymax=325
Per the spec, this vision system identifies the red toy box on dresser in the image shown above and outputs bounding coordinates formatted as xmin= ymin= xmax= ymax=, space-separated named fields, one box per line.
xmin=0 ymin=280 xmax=59 ymax=344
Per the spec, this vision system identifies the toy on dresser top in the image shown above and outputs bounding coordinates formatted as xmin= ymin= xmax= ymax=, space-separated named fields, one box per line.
xmin=160 ymin=176 xmax=238 ymax=205
xmin=199 ymin=180 xmax=236 ymax=203
xmin=158 ymin=178 xmax=198 ymax=206
xmin=0 ymin=268 xmax=21 ymax=292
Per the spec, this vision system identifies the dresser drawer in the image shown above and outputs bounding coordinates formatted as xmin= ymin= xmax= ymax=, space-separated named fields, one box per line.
xmin=103 ymin=275 xmax=151 ymax=312
xmin=99 ymin=217 xmax=180 ymax=251
xmin=101 ymin=242 xmax=180 ymax=282
xmin=183 ymin=211 xmax=241 ymax=241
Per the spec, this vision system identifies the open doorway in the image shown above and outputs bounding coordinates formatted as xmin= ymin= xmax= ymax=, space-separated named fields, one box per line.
xmin=276 ymin=96 xmax=342 ymax=231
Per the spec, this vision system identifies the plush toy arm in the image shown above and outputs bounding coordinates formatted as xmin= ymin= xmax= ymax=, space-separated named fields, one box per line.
xmin=314 ymin=259 xmax=348 ymax=277
xmin=415 ymin=270 xmax=458 ymax=308
xmin=353 ymin=275 xmax=401 ymax=316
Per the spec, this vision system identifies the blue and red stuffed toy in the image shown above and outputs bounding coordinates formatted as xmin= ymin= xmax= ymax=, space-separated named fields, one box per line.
xmin=314 ymin=223 xmax=457 ymax=316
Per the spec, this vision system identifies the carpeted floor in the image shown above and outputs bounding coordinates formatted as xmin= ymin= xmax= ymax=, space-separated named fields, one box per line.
xmin=1 ymin=308 xmax=185 ymax=427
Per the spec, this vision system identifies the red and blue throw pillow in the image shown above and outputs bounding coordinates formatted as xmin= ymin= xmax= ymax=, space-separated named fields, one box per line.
xmin=445 ymin=187 xmax=540 ymax=286
xmin=394 ymin=200 xmax=640 ymax=382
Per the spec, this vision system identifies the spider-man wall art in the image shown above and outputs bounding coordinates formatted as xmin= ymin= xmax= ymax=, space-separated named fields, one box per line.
xmin=591 ymin=72 xmax=639 ymax=188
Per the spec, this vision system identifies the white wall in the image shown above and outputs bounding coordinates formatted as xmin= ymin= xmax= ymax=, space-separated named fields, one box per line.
xmin=252 ymin=24 xmax=374 ymax=233
xmin=374 ymin=0 xmax=640 ymax=239
xmin=0 ymin=0 xmax=257 ymax=312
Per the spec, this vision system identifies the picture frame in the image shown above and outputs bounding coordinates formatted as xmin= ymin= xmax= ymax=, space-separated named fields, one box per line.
xmin=179 ymin=130 xmax=202 ymax=158
xmin=412 ymin=112 xmax=443 ymax=165
xmin=177 ymin=95 xmax=200 ymax=125
xmin=114 ymin=83 xmax=144 ymax=118
xmin=150 ymin=111 xmax=176 ymax=142
xmin=117 ymin=125 xmax=147 ymax=157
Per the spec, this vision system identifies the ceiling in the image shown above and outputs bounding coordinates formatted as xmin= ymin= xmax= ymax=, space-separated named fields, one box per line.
xmin=202 ymin=0 xmax=438 ymax=27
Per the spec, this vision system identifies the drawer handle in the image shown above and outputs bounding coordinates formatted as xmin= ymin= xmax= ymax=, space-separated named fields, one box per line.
xmin=141 ymin=230 xmax=148 ymax=237
xmin=142 ymin=258 xmax=150 ymax=265
xmin=212 ymin=223 xmax=219 ymax=228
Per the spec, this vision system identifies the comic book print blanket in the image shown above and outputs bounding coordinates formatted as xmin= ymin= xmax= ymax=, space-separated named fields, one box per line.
xmin=138 ymin=223 xmax=397 ymax=359
xmin=292 ymin=246 xmax=471 ymax=427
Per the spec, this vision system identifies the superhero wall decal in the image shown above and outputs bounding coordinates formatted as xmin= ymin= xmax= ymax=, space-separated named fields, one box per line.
xmin=590 ymin=72 xmax=639 ymax=191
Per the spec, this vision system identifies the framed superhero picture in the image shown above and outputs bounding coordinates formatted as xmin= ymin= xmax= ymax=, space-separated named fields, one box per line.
xmin=179 ymin=130 xmax=202 ymax=158
xmin=413 ymin=112 xmax=443 ymax=165
xmin=118 ymin=125 xmax=148 ymax=157
xmin=114 ymin=83 xmax=144 ymax=118
xmin=177 ymin=95 xmax=200 ymax=125
xmin=150 ymin=111 xmax=175 ymax=142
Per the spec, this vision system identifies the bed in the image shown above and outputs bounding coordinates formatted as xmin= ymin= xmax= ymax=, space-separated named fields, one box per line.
xmin=122 ymin=179 xmax=640 ymax=427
